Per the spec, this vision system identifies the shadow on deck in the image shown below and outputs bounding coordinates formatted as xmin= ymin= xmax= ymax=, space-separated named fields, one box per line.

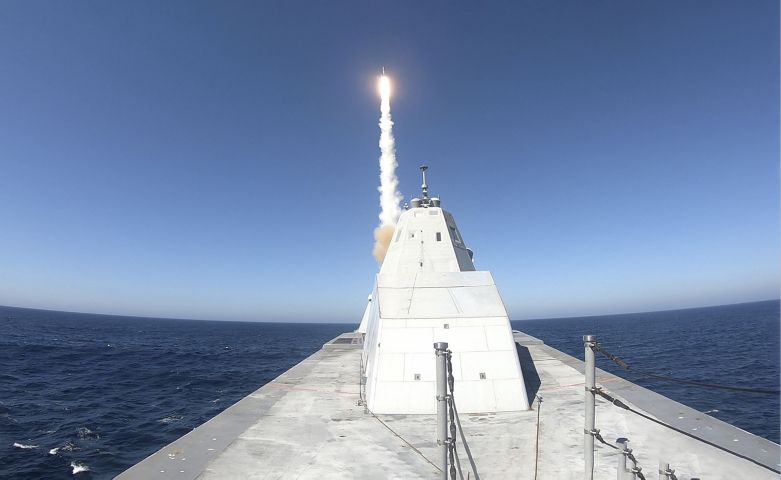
xmin=516 ymin=343 xmax=541 ymax=403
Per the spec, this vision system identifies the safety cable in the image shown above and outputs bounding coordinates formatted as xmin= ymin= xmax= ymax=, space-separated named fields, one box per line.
xmin=451 ymin=397 xmax=480 ymax=480
xmin=624 ymin=450 xmax=647 ymax=480
xmin=446 ymin=352 xmax=458 ymax=480
xmin=591 ymin=429 xmax=618 ymax=450
xmin=447 ymin=350 xmax=481 ymax=480
xmin=662 ymin=467 xmax=678 ymax=480
xmin=368 ymin=410 xmax=443 ymax=473
xmin=452 ymin=439 xmax=465 ymax=480
xmin=448 ymin=397 xmax=457 ymax=480
xmin=594 ymin=387 xmax=781 ymax=474
xmin=633 ymin=464 xmax=647 ymax=480
xmin=594 ymin=344 xmax=780 ymax=395
xmin=634 ymin=467 xmax=647 ymax=480
xmin=533 ymin=395 xmax=542 ymax=480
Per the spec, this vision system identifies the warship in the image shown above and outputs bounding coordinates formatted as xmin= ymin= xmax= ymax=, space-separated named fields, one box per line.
xmin=118 ymin=167 xmax=780 ymax=479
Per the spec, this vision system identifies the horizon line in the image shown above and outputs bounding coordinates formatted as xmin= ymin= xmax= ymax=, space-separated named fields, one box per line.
xmin=1 ymin=298 xmax=778 ymax=325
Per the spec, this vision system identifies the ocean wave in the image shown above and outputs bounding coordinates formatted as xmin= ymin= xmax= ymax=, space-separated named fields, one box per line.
xmin=158 ymin=415 xmax=183 ymax=424
xmin=1 ymin=412 xmax=17 ymax=423
xmin=70 ymin=461 xmax=90 ymax=474
xmin=13 ymin=442 xmax=38 ymax=449
xmin=49 ymin=441 xmax=76 ymax=455
xmin=76 ymin=427 xmax=100 ymax=439
xmin=2 ymin=306 xmax=351 ymax=478
xmin=5 ymin=303 xmax=776 ymax=479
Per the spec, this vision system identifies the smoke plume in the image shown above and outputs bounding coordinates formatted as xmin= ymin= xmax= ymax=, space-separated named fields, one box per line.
xmin=373 ymin=74 xmax=402 ymax=264
xmin=372 ymin=224 xmax=395 ymax=264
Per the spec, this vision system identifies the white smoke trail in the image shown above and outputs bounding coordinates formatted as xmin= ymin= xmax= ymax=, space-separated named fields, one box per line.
xmin=373 ymin=74 xmax=402 ymax=264
xmin=377 ymin=75 xmax=402 ymax=227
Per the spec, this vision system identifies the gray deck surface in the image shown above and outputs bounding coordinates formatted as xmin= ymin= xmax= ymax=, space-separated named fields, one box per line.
xmin=117 ymin=331 xmax=780 ymax=479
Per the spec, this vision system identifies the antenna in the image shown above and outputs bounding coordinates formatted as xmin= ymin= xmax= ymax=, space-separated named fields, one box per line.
xmin=420 ymin=165 xmax=429 ymax=200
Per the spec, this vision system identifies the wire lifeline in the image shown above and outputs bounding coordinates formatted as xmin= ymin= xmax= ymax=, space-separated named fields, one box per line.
xmin=533 ymin=395 xmax=542 ymax=480
xmin=659 ymin=465 xmax=678 ymax=480
xmin=594 ymin=387 xmax=781 ymax=474
xmin=448 ymin=398 xmax=457 ymax=480
xmin=633 ymin=465 xmax=647 ymax=480
xmin=625 ymin=449 xmax=647 ymax=480
xmin=452 ymin=440 xmax=465 ymax=480
xmin=450 ymin=394 xmax=480 ymax=480
xmin=446 ymin=350 xmax=480 ymax=480
xmin=589 ymin=428 xmax=618 ymax=450
xmin=368 ymin=411 xmax=443 ymax=473
xmin=446 ymin=351 xmax=458 ymax=480
xmin=594 ymin=344 xmax=780 ymax=395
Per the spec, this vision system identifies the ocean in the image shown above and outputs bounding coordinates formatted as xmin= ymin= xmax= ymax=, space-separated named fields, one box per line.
xmin=1 ymin=300 xmax=778 ymax=479
xmin=511 ymin=300 xmax=779 ymax=445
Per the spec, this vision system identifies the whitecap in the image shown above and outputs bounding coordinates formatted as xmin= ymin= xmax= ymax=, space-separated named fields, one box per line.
xmin=158 ymin=415 xmax=183 ymax=424
xmin=63 ymin=442 xmax=76 ymax=451
xmin=71 ymin=461 xmax=90 ymax=474
xmin=13 ymin=442 xmax=38 ymax=449
xmin=49 ymin=442 xmax=75 ymax=455
xmin=76 ymin=427 xmax=99 ymax=439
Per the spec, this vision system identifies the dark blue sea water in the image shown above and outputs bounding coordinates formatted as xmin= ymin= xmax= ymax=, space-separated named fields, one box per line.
xmin=1 ymin=300 xmax=778 ymax=478
xmin=0 ymin=308 xmax=351 ymax=479
xmin=511 ymin=299 xmax=780 ymax=445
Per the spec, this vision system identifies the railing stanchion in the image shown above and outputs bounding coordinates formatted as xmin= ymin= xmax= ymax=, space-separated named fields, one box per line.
xmin=434 ymin=342 xmax=449 ymax=479
xmin=584 ymin=335 xmax=598 ymax=480
xmin=616 ymin=438 xmax=634 ymax=480
xmin=658 ymin=462 xmax=676 ymax=479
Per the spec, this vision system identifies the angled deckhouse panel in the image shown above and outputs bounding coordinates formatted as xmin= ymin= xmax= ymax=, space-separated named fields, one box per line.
xmin=362 ymin=189 xmax=529 ymax=414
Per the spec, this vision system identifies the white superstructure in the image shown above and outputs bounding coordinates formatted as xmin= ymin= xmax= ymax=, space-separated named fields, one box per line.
xmin=361 ymin=168 xmax=530 ymax=414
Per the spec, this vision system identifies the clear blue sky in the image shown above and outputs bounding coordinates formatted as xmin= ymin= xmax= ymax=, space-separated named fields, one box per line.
xmin=0 ymin=1 xmax=777 ymax=322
